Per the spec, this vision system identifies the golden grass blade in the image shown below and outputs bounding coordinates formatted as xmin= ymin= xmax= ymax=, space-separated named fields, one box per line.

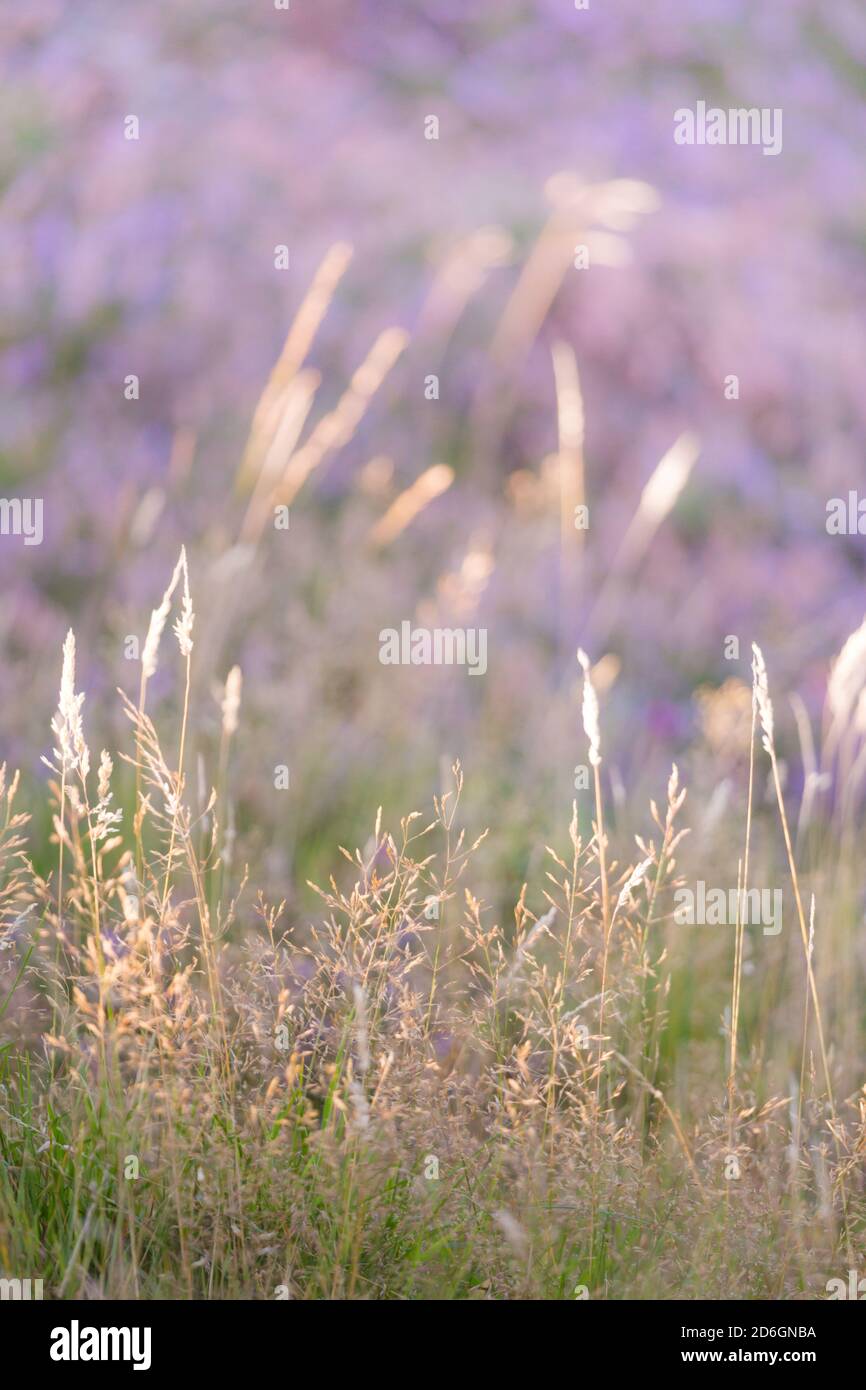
xmin=237 ymin=242 xmax=354 ymax=491
xmin=368 ymin=463 xmax=454 ymax=549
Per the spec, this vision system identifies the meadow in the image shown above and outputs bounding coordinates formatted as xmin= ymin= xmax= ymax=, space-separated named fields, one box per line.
xmin=2 ymin=521 xmax=866 ymax=1297
xmin=3 ymin=2 xmax=866 ymax=1302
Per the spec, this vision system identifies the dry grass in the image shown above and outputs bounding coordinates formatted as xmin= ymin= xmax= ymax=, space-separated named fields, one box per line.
xmin=1 ymin=244 xmax=865 ymax=1300
xmin=1 ymin=556 xmax=866 ymax=1300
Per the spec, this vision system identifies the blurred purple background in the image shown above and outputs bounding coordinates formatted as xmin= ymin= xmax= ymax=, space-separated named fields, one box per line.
xmin=2 ymin=1 xmax=866 ymax=897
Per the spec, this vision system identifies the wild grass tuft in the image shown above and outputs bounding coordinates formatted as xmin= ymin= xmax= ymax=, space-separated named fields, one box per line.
xmin=1 ymin=562 xmax=865 ymax=1299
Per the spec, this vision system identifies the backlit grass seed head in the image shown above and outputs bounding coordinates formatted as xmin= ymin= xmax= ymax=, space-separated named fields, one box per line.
xmin=93 ymin=750 xmax=122 ymax=841
xmin=827 ymin=615 xmax=866 ymax=730
xmin=577 ymin=647 xmax=602 ymax=766
xmin=348 ymin=1076 xmax=370 ymax=1132
xmin=96 ymin=749 xmax=112 ymax=802
xmin=636 ymin=431 xmax=699 ymax=527
xmin=493 ymin=1210 xmax=529 ymax=1257
xmin=142 ymin=549 xmax=185 ymax=679
xmin=49 ymin=629 xmax=87 ymax=777
xmin=613 ymin=856 xmax=653 ymax=920
xmin=751 ymin=642 xmax=774 ymax=754
xmin=501 ymin=905 xmax=556 ymax=994
xmin=221 ymin=666 xmax=242 ymax=737
xmin=615 ymin=432 xmax=699 ymax=571
xmin=173 ymin=548 xmax=194 ymax=658
xmin=352 ymin=981 xmax=370 ymax=1076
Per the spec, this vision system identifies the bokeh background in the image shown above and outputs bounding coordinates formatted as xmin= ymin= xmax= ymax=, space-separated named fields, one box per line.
xmin=3 ymin=0 xmax=866 ymax=910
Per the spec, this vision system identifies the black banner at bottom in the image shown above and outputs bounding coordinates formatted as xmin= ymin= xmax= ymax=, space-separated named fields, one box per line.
xmin=2 ymin=1296 xmax=859 ymax=1376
